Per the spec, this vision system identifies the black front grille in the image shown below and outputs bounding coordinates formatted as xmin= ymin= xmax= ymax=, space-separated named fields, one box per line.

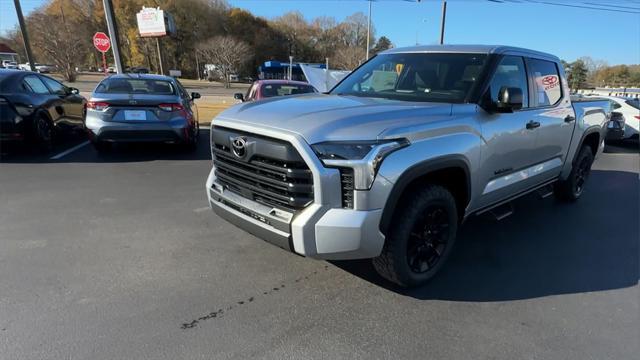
xmin=211 ymin=127 xmax=314 ymax=212
xmin=340 ymin=168 xmax=355 ymax=209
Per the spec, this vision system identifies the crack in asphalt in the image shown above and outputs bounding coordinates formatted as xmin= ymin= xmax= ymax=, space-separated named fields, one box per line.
xmin=180 ymin=265 xmax=329 ymax=330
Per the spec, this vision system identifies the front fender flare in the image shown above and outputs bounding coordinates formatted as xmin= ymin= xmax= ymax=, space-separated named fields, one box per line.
xmin=379 ymin=155 xmax=471 ymax=236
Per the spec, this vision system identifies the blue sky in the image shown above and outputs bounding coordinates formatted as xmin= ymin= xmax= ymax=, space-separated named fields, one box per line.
xmin=2 ymin=0 xmax=639 ymax=64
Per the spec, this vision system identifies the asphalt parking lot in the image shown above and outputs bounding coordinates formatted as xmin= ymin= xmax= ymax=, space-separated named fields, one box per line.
xmin=0 ymin=135 xmax=638 ymax=360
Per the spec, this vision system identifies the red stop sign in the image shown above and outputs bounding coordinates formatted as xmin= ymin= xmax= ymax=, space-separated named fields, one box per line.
xmin=93 ymin=32 xmax=111 ymax=53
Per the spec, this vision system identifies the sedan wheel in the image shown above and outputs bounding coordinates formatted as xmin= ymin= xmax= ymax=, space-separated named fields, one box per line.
xmin=35 ymin=116 xmax=53 ymax=152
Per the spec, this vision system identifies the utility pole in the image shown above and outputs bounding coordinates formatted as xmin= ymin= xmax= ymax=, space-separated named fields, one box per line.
xmin=102 ymin=0 xmax=123 ymax=73
xmin=13 ymin=0 xmax=36 ymax=71
xmin=439 ymin=0 xmax=447 ymax=45
xmin=195 ymin=50 xmax=200 ymax=81
xmin=366 ymin=0 xmax=372 ymax=59
xmin=155 ymin=38 xmax=164 ymax=75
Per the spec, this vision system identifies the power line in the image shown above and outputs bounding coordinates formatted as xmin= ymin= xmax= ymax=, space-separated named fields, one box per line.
xmin=514 ymin=0 xmax=640 ymax=14
xmin=584 ymin=2 xmax=640 ymax=10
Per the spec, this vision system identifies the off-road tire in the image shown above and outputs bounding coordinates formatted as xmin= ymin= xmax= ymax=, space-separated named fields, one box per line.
xmin=373 ymin=185 xmax=458 ymax=287
xmin=554 ymin=145 xmax=594 ymax=202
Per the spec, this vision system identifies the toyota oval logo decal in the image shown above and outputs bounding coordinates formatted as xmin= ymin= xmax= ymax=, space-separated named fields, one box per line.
xmin=231 ymin=137 xmax=247 ymax=158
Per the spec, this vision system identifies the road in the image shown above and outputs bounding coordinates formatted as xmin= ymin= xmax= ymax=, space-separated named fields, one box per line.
xmin=0 ymin=137 xmax=638 ymax=360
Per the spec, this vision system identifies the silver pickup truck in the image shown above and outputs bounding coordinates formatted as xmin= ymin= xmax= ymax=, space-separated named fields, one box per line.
xmin=206 ymin=45 xmax=609 ymax=287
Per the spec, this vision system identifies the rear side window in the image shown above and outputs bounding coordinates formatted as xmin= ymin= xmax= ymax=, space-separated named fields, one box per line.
xmin=487 ymin=56 xmax=529 ymax=108
xmin=625 ymin=99 xmax=639 ymax=110
xmin=23 ymin=75 xmax=50 ymax=94
xmin=528 ymin=59 xmax=562 ymax=107
xmin=95 ymin=78 xmax=175 ymax=95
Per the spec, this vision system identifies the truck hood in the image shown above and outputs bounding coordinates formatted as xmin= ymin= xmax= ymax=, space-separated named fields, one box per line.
xmin=215 ymin=94 xmax=454 ymax=144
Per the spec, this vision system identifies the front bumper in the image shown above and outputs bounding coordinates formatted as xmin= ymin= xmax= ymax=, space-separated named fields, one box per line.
xmin=205 ymin=120 xmax=388 ymax=260
xmin=85 ymin=115 xmax=190 ymax=143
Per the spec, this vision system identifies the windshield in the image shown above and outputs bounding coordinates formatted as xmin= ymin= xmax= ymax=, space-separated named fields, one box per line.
xmin=262 ymin=83 xmax=316 ymax=97
xmin=331 ymin=53 xmax=488 ymax=103
xmin=94 ymin=78 xmax=175 ymax=95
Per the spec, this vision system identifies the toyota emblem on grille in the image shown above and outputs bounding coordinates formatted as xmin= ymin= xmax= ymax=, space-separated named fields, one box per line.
xmin=231 ymin=137 xmax=247 ymax=158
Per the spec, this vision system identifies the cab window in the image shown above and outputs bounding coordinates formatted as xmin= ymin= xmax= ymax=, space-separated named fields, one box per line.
xmin=528 ymin=59 xmax=562 ymax=107
xmin=487 ymin=56 xmax=529 ymax=109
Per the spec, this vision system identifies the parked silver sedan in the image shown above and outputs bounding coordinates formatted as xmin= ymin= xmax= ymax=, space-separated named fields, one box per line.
xmin=85 ymin=74 xmax=200 ymax=152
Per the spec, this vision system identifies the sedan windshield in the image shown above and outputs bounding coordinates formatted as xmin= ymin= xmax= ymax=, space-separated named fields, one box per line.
xmin=331 ymin=53 xmax=488 ymax=103
xmin=95 ymin=78 xmax=175 ymax=95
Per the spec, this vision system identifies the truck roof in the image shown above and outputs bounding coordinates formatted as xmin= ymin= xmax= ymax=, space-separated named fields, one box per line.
xmin=382 ymin=44 xmax=559 ymax=62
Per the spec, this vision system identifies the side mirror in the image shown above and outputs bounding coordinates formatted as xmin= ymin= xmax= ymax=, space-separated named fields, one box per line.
xmin=234 ymin=93 xmax=245 ymax=102
xmin=496 ymin=86 xmax=523 ymax=112
xmin=191 ymin=92 xmax=201 ymax=100
xmin=69 ymin=87 xmax=79 ymax=95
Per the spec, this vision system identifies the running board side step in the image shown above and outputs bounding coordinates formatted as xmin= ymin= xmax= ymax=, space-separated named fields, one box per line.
xmin=488 ymin=202 xmax=514 ymax=221
xmin=471 ymin=179 xmax=559 ymax=222
xmin=536 ymin=184 xmax=554 ymax=199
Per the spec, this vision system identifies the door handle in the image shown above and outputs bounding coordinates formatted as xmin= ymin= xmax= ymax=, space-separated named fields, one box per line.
xmin=564 ymin=115 xmax=575 ymax=123
xmin=526 ymin=121 xmax=541 ymax=130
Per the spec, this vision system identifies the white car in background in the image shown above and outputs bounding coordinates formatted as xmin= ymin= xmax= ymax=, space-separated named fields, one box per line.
xmin=1 ymin=60 xmax=19 ymax=69
xmin=605 ymin=96 xmax=640 ymax=140
xmin=17 ymin=63 xmax=54 ymax=73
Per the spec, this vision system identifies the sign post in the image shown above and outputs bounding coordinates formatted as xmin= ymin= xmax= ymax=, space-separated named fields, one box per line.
xmin=93 ymin=32 xmax=111 ymax=76
xmin=136 ymin=7 xmax=176 ymax=76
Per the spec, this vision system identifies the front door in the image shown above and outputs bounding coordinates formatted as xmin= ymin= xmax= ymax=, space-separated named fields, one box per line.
xmin=476 ymin=55 xmax=537 ymax=209
xmin=40 ymin=75 xmax=85 ymax=127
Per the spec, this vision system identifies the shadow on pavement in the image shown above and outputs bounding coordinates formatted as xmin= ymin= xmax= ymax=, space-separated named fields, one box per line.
xmin=332 ymin=169 xmax=639 ymax=301
xmin=604 ymin=139 xmax=639 ymax=154
xmin=0 ymin=129 xmax=212 ymax=163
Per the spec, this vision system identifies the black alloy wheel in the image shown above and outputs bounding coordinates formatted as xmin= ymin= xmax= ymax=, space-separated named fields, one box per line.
xmin=406 ymin=206 xmax=451 ymax=273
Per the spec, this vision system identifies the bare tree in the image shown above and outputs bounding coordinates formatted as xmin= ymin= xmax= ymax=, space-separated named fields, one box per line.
xmin=197 ymin=36 xmax=252 ymax=88
xmin=333 ymin=46 xmax=366 ymax=70
xmin=26 ymin=1 xmax=92 ymax=82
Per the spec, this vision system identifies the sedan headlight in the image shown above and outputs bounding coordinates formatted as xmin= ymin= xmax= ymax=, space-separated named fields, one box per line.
xmin=312 ymin=139 xmax=409 ymax=190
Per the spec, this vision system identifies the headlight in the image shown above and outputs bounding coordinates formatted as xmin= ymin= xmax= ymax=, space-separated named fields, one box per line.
xmin=311 ymin=139 xmax=409 ymax=190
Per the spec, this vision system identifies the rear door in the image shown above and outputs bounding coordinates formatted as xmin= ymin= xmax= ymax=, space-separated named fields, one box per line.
xmin=524 ymin=58 xmax=574 ymax=175
xmin=477 ymin=55 xmax=537 ymax=208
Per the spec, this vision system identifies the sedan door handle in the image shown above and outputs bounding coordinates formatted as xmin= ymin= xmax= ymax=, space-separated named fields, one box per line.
xmin=564 ymin=115 xmax=575 ymax=123
xmin=526 ymin=121 xmax=541 ymax=130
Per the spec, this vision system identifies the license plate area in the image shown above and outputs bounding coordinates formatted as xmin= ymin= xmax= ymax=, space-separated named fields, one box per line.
xmin=124 ymin=110 xmax=147 ymax=121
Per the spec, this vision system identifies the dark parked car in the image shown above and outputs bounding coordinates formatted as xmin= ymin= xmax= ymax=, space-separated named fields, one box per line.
xmin=234 ymin=80 xmax=317 ymax=102
xmin=0 ymin=69 xmax=86 ymax=151
xmin=85 ymin=74 xmax=200 ymax=151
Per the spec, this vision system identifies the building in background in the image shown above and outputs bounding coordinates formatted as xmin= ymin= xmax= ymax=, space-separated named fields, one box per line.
xmin=0 ymin=43 xmax=19 ymax=64
xmin=258 ymin=61 xmax=326 ymax=82
xmin=577 ymin=87 xmax=640 ymax=98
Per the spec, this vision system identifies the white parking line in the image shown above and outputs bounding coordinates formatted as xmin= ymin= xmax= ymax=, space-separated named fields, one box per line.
xmin=49 ymin=141 xmax=90 ymax=160
xmin=193 ymin=207 xmax=210 ymax=213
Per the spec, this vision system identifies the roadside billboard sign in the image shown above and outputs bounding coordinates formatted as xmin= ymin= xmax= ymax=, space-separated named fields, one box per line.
xmin=136 ymin=7 xmax=167 ymax=37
